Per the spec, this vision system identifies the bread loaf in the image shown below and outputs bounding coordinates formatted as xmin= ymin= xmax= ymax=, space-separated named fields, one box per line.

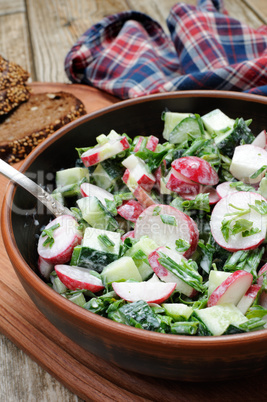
xmin=0 ymin=91 xmax=86 ymax=163
xmin=0 ymin=56 xmax=30 ymax=115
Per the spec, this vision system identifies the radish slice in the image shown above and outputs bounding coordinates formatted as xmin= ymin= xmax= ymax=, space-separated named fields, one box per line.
xmin=80 ymin=182 xmax=114 ymax=205
xmin=112 ymin=281 xmax=176 ymax=303
xmin=216 ymin=182 xmax=239 ymax=199
xmin=117 ymin=200 xmax=144 ymax=222
xmin=121 ymin=230 xmax=135 ymax=242
xmin=252 ymin=130 xmax=267 ymax=149
xmin=208 ymin=270 xmax=253 ymax=307
xmin=146 ymin=135 xmax=159 ymax=151
xmin=171 ymin=156 xmax=219 ymax=186
xmin=237 ymin=284 xmax=261 ymax=315
xmin=230 ymin=144 xmax=267 ymax=184
xmin=122 ymin=155 xmax=156 ymax=192
xmin=210 ymin=191 xmax=267 ymax=251
xmin=38 ymin=256 xmax=54 ymax=280
xmin=81 ymin=136 xmax=130 ymax=167
xmin=55 ymin=264 xmax=104 ymax=292
xmin=134 ymin=204 xmax=199 ymax=258
xmin=38 ymin=215 xmax=82 ymax=264
xmin=148 ymin=247 xmax=197 ymax=297
xmin=133 ymin=186 xmax=157 ymax=208
xmin=166 ymin=168 xmax=200 ymax=195
xmin=180 ymin=185 xmax=220 ymax=205
xmin=257 ymin=263 xmax=267 ymax=286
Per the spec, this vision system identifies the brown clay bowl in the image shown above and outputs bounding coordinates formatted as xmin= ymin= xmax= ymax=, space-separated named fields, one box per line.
xmin=2 ymin=90 xmax=267 ymax=381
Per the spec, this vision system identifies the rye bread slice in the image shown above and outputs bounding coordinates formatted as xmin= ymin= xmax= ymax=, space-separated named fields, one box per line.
xmin=0 ymin=56 xmax=31 ymax=115
xmin=0 ymin=56 xmax=30 ymax=90
xmin=0 ymin=91 xmax=86 ymax=163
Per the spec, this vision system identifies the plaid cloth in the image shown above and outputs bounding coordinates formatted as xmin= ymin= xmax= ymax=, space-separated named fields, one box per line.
xmin=64 ymin=0 xmax=267 ymax=99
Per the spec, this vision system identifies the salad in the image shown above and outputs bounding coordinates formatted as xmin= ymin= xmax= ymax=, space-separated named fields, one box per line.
xmin=37 ymin=108 xmax=267 ymax=337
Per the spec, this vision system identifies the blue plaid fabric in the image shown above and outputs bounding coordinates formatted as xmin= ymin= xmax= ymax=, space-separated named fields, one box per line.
xmin=64 ymin=0 xmax=267 ymax=99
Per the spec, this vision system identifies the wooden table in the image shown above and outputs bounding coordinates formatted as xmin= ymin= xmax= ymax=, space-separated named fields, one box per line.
xmin=0 ymin=1 xmax=267 ymax=400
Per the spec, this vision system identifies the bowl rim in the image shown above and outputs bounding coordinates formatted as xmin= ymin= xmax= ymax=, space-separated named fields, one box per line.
xmin=3 ymin=89 xmax=267 ymax=348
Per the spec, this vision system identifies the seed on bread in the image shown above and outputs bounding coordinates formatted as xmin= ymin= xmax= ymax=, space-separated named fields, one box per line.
xmin=0 ymin=91 xmax=86 ymax=163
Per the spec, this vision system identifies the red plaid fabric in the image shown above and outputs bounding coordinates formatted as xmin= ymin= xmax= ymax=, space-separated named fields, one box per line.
xmin=65 ymin=0 xmax=267 ymax=99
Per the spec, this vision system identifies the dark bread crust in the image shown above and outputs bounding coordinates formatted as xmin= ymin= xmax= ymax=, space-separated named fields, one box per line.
xmin=0 ymin=91 xmax=86 ymax=163
xmin=0 ymin=56 xmax=30 ymax=115
xmin=0 ymin=85 xmax=30 ymax=115
xmin=0 ymin=56 xmax=30 ymax=90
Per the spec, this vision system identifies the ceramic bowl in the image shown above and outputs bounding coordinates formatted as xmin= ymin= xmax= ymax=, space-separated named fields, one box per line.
xmin=2 ymin=90 xmax=267 ymax=381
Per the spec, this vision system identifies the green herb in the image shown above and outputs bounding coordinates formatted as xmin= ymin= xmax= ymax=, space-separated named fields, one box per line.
xmin=158 ymin=253 xmax=204 ymax=292
xmin=229 ymin=181 xmax=255 ymax=192
xmin=250 ymin=165 xmax=267 ymax=179
xmin=98 ymin=234 xmax=115 ymax=248
xmin=249 ymin=199 xmax=267 ymax=215
xmin=175 ymin=239 xmax=190 ymax=253
xmin=221 ymin=218 xmax=260 ymax=242
xmin=170 ymin=321 xmax=199 ymax=335
xmin=223 ymin=247 xmax=264 ymax=279
xmin=135 ymin=147 xmax=171 ymax=171
xmin=160 ymin=214 xmax=177 ymax=226
xmin=104 ymin=199 xmax=118 ymax=216
xmin=152 ymin=206 xmax=162 ymax=216
xmin=41 ymin=223 xmax=60 ymax=248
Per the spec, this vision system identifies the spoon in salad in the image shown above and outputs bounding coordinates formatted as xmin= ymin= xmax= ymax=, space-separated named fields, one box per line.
xmin=0 ymin=158 xmax=73 ymax=217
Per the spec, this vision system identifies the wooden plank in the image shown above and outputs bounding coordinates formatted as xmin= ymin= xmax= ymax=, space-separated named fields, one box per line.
xmin=0 ymin=0 xmax=34 ymax=78
xmin=26 ymin=0 xmax=131 ymax=83
xmin=25 ymin=0 xmax=264 ymax=83
xmin=242 ymin=0 xmax=267 ymax=24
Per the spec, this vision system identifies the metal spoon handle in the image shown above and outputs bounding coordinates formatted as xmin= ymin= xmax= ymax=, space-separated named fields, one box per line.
xmin=0 ymin=159 xmax=72 ymax=217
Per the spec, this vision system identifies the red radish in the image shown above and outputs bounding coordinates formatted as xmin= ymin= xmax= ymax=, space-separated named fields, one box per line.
xmin=252 ymin=130 xmax=267 ymax=149
xmin=133 ymin=186 xmax=157 ymax=208
xmin=210 ymin=191 xmax=267 ymax=252
xmin=180 ymin=185 xmax=220 ymax=205
xmin=134 ymin=204 xmax=199 ymax=258
xmin=259 ymin=292 xmax=267 ymax=309
xmin=133 ymin=135 xmax=158 ymax=152
xmin=148 ymin=247 xmax=197 ymax=297
xmin=216 ymin=181 xmax=239 ymax=199
xmin=208 ymin=270 xmax=253 ymax=307
xmin=122 ymin=155 xmax=155 ymax=192
xmin=38 ymin=256 xmax=54 ymax=280
xmin=112 ymin=281 xmax=176 ymax=303
xmin=257 ymin=263 xmax=267 ymax=286
xmin=154 ymin=161 xmax=166 ymax=192
xmin=55 ymin=264 xmax=104 ymax=292
xmin=166 ymin=168 xmax=200 ymax=195
xmin=133 ymin=137 xmax=144 ymax=152
xmin=146 ymin=135 xmax=159 ymax=151
xmin=81 ymin=136 xmax=130 ymax=167
xmin=122 ymin=168 xmax=155 ymax=193
xmin=237 ymin=284 xmax=261 ymax=315
xmin=171 ymin=156 xmax=219 ymax=186
xmin=38 ymin=215 xmax=82 ymax=265
xmin=230 ymin=144 xmax=267 ymax=184
xmin=80 ymin=182 xmax=114 ymax=205
xmin=121 ymin=230 xmax=135 ymax=242
xmin=117 ymin=200 xmax=144 ymax=222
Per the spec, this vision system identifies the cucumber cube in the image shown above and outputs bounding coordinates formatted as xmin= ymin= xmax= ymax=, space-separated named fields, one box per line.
xmin=101 ymin=256 xmax=142 ymax=284
xmin=162 ymin=303 xmax=193 ymax=321
xmin=208 ymin=270 xmax=231 ymax=297
xmin=71 ymin=227 xmax=121 ymax=272
xmin=56 ymin=167 xmax=89 ymax=188
xmin=77 ymin=196 xmax=118 ymax=231
xmin=195 ymin=303 xmax=247 ymax=336
xmin=126 ymin=236 xmax=158 ymax=280
xmin=162 ymin=112 xmax=191 ymax=140
xmin=202 ymin=109 xmax=235 ymax=136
